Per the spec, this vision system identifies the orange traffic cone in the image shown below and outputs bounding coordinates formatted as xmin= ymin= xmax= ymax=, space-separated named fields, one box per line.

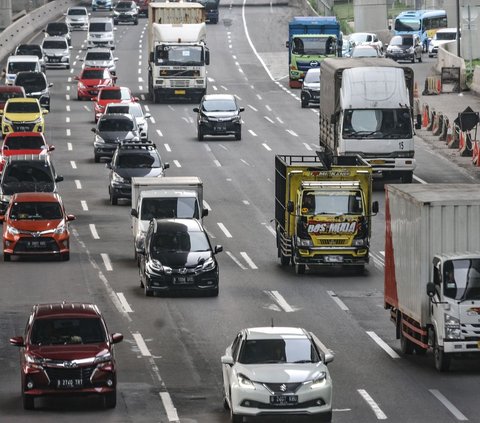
xmin=414 ymin=82 xmax=419 ymax=98
xmin=472 ymin=141 xmax=480 ymax=166
xmin=436 ymin=78 xmax=442 ymax=94
xmin=422 ymin=104 xmax=429 ymax=128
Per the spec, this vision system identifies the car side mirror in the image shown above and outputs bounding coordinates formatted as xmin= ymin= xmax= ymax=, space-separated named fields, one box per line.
xmin=105 ymin=162 xmax=112 ymax=169
xmin=202 ymin=208 xmax=209 ymax=218
xmin=205 ymin=50 xmax=210 ymax=65
xmin=193 ymin=107 xmax=199 ymax=113
xmin=91 ymin=128 xmax=96 ymax=133
xmin=110 ymin=333 xmax=123 ymax=344
xmin=144 ymin=113 xmax=151 ymax=119
xmin=164 ymin=162 xmax=170 ymax=170
xmin=372 ymin=201 xmax=379 ymax=214
xmin=114 ymin=57 xmax=119 ymax=61
xmin=214 ymin=245 xmax=223 ymax=254
xmin=239 ymin=107 xmax=245 ymax=112
xmin=48 ymin=145 xmax=55 ymax=152
xmin=10 ymin=336 xmax=24 ymax=347
xmin=221 ymin=355 xmax=234 ymax=366
xmin=56 ymin=175 xmax=64 ymax=182
xmin=131 ymin=209 xmax=138 ymax=218
xmin=323 ymin=350 xmax=334 ymax=364
xmin=66 ymin=214 xmax=76 ymax=221
xmin=42 ymin=109 xmax=49 ymax=115
xmin=287 ymin=201 xmax=294 ymax=213
xmin=427 ymin=282 xmax=436 ymax=297
xmin=69 ymin=46 xmax=73 ymax=50
xmin=48 ymin=83 xmax=53 ymax=88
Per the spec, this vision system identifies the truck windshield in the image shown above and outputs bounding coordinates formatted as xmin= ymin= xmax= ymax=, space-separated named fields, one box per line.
xmin=343 ymin=109 xmax=412 ymax=139
xmin=301 ymin=190 xmax=363 ymax=215
xmin=155 ymin=45 xmax=203 ymax=66
xmin=291 ymin=36 xmax=336 ymax=55
xmin=443 ymin=259 xmax=480 ymax=301
xmin=141 ymin=197 xmax=198 ymax=220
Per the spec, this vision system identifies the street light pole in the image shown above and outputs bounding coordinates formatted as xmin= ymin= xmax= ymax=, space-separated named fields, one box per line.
xmin=457 ymin=0 xmax=461 ymax=57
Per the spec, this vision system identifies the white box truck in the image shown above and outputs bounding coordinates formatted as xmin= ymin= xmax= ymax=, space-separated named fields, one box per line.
xmin=130 ymin=176 xmax=208 ymax=259
xmin=147 ymin=2 xmax=209 ymax=103
xmin=384 ymin=184 xmax=480 ymax=371
xmin=319 ymin=58 xmax=417 ymax=183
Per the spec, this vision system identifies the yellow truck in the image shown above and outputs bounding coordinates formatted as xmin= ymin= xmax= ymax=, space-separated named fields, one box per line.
xmin=275 ymin=153 xmax=378 ymax=274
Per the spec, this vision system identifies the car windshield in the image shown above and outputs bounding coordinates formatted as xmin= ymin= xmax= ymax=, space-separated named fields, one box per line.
xmin=68 ymin=8 xmax=87 ymax=15
xmin=0 ymin=91 xmax=24 ymax=102
xmin=4 ymin=136 xmax=45 ymax=150
xmin=100 ymin=88 xmax=129 ymax=100
xmin=43 ymin=41 xmax=67 ymax=49
xmin=82 ymin=69 xmax=108 ymax=79
xmin=117 ymin=153 xmax=159 ymax=168
xmin=301 ymin=190 xmax=363 ymax=215
xmin=9 ymin=201 xmax=62 ymax=220
xmin=5 ymin=101 xmax=40 ymax=113
xmin=141 ymin=197 xmax=198 ymax=220
xmin=394 ymin=18 xmax=420 ymax=32
xmin=436 ymin=32 xmax=456 ymax=41
xmin=99 ymin=119 xmax=133 ymax=131
xmin=443 ymin=259 xmax=480 ymax=301
xmin=390 ymin=36 xmax=412 ymax=46
xmin=46 ymin=23 xmax=68 ymax=33
xmin=238 ymin=338 xmax=320 ymax=364
xmin=85 ymin=52 xmax=111 ymax=60
xmin=116 ymin=2 xmax=133 ymax=9
xmin=155 ymin=45 xmax=203 ymax=66
xmin=350 ymin=33 xmax=373 ymax=44
xmin=202 ymin=99 xmax=236 ymax=112
xmin=8 ymin=62 xmax=37 ymax=73
xmin=15 ymin=74 xmax=46 ymax=91
xmin=89 ymin=22 xmax=112 ymax=32
xmin=2 ymin=164 xmax=54 ymax=194
xmin=151 ymin=230 xmax=210 ymax=255
xmin=30 ymin=318 xmax=106 ymax=345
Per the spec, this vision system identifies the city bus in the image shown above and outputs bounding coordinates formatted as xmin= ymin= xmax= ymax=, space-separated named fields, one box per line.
xmin=393 ymin=10 xmax=447 ymax=51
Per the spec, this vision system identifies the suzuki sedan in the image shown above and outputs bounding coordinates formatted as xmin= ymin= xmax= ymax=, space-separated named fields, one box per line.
xmin=221 ymin=327 xmax=334 ymax=422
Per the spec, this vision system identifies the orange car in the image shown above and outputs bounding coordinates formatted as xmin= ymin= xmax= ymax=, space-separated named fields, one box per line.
xmin=1 ymin=192 xmax=75 ymax=261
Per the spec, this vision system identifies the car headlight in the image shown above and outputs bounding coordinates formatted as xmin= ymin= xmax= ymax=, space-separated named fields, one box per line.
xmin=407 ymin=47 xmax=414 ymax=53
xmin=112 ymin=172 xmax=127 ymax=183
xmin=26 ymin=353 xmax=44 ymax=367
xmin=33 ymin=116 xmax=43 ymax=124
xmin=148 ymin=258 xmax=164 ymax=273
xmin=232 ymin=115 xmax=241 ymax=123
xmin=297 ymin=238 xmax=313 ymax=247
xmin=7 ymin=225 xmax=19 ymax=235
xmin=94 ymin=351 xmax=112 ymax=364
xmin=352 ymin=238 xmax=366 ymax=247
xmin=78 ymin=82 xmax=86 ymax=89
xmin=95 ymin=135 xmax=105 ymax=144
xmin=2 ymin=116 xmax=12 ymax=125
xmin=445 ymin=314 xmax=462 ymax=339
xmin=199 ymin=115 xmax=209 ymax=123
xmin=309 ymin=372 xmax=327 ymax=389
xmin=54 ymin=224 xmax=67 ymax=235
xmin=201 ymin=256 xmax=216 ymax=272
xmin=237 ymin=373 xmax=255 ymax=390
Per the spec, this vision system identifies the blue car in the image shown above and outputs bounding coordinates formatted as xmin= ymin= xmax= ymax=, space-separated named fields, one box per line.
xmin=92 ymin=0 xmax=112 ymax=11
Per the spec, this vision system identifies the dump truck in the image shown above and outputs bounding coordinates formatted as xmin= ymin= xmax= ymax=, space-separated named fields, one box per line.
xmin=385 ymin=184 xmax=480 ymax=371
xmin=319 ymin=58 xmax=417 ymax=183
xmin=275 ymin=153 xmax=378 ymax=274
xmin=147 ymin=2 xmax=209 ymax=103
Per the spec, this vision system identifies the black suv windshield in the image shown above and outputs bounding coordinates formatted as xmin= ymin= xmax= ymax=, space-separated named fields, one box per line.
xmin=99 ymin=118 xmax=133 ymax=131
xmin=30 ymin=318 xmax=106 ymax=345
xmin=2 ymin=163 xmax=55 ymax=194
xmin=15 ymin=73 xmax=47 ymax=91
xmin=43 ymin=41 xmax=67 ymax=49
xmin=16 ymin=45 xmax=42 ymax=58
xmin=151 ymin=230 xmax=210 ymax=255
xmin=117 ymin=152 xmax=160 ymax=168
xmin=202 ymin=99 xmax=236 ymax=112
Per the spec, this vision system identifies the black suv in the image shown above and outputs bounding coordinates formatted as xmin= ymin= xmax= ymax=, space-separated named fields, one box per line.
xmin=43 ymin=22 xmax=71 ymax=46
xmin=385 ymin=34 xmax=422 ymax=63
xmin=138 ymin=218 xmax=222 ymax=297
xmin=113 ymin=1 xmax=139 ymax=25
xmin=0 ymin=155 xmax=63 ymax=213
xmin=106 ymin=142 xmax=169 ymax=205
xmin=14 ymin=72 xmax=53 ymax=111
xmin=14 ymin=44 xmax=46 ymax=72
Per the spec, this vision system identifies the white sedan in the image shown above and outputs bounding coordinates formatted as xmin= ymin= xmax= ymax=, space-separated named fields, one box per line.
xmin=221 ymin=326 xmax=334 ymax=422
xmin=349 ymin=32 xmax=384 ymax=53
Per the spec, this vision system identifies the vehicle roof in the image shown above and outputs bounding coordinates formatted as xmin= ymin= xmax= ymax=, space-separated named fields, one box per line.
xmin=7 ymin=55 xmax=39 ymax=62
xmin=68 ymin=6 xmax=88 ymax=10
xmin=43 ymin=36 xmax=69 ymax=42
xmin=244 ymin=327 xmax=309 ymax=340
xmin=32 ymin=303 xmax=101 ymax=319
xmin=203 ymin=94 xmax=236 ymax=101
xmin=0 ymin=85 xmax=25 ymax=93
xmin=152 ymin=218 xmax=203 ymax=232
xmin=11 ymin=192 xmax=61 ymax=203
xmin=5 ymin=97 xmax=39 ymax=104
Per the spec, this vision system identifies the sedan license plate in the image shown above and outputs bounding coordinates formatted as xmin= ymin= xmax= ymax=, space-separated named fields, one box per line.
xmin=214 ymin=123 xmax=226 ymax=132
xmin=325 ymin=255 xmax=343 ymax=263
xmin=57 ymin=378 xmax=82 ymax=389
xmin=174 ymin=90 xmax=186 ymax=95
xmin=173 ymin=276 xmax=194 ymax=285
xmin=270 ymin=395 xmax=298 ymax=406
xmin=26 ymin=240 xmax=47 ymax=249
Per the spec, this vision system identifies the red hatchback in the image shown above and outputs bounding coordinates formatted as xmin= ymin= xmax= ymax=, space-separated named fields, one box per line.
xmin=10 ymin=302 xmax=123 ymax=409
xmin=93 ymin=86 xmax=138 ymax=122
xmin=0 ymin=85 xmax=26 ymax=112
xmin=74 ymin=67 xmax=116 ymax=101
xmin=0 ymin=132 xmax=54 ymax=172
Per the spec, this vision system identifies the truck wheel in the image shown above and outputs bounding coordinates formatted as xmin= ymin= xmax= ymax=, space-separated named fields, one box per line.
xmin=400 ymin=318 xmax=414 ymax=354
xmin=295 ymin=263 xmax=306 ymax=274
xmin=280 ymin=254 xmax=290 ymax=266
xmin=434 ymin=345 xmax=451 ymax=371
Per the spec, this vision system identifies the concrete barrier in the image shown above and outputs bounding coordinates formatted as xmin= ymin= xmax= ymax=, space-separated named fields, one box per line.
xmin=0 ymin=0 xmax=86 ymax=64
xmin=436 ymin=43 xmax=467 ymax=91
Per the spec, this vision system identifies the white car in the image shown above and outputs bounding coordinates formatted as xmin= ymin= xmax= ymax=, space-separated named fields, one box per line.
xmin=81 ymin=48 xmax=118 ymax=75
xmin=221 ymin=327 xmax=334 ymax=422
xmin=65 ymin=6 xmax=90 ymax=31
xmin=104 ymin=102 xmax=151 ymax=140
xmin=349 ymin=32 xmax=383 ymax=53
xmin=428 ymin=28 xmax=459 ymax=57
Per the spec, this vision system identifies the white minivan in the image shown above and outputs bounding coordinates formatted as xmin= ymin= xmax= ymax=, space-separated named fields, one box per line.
xmin=3 ymin=55 xmax=41 ymax=85
xmin=87 ymin=17 xmax=116 ymax=50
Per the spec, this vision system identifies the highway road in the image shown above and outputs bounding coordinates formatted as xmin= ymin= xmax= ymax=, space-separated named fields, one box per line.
xmin=1 ymin=2 xmax=480 ymax=423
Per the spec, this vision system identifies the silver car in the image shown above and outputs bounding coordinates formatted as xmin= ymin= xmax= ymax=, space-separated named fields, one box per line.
xmin=81 ymin=48 xmax=118 ymax=75
xmin=104 ymin=103 xmax=151 ymax=140
xmin=301 ymin=67 xmax=320 ymax=108
xmin=41 ymin=36 xmax=71 ymax=69
xmin=65 ymin=6 xmax=90 ymax=31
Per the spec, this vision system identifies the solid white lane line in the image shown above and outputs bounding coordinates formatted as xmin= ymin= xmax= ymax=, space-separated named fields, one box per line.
xmin=159 ymin=392 xmax=180 ymax=422
xmin=214 ymin=160 xmax=221 ymax=167
xmin=75 ymin=180 xmax=82 ymax=189
xmin=226 ymin=251 xmax=247 ymax=270
xmin=81 ymin=200 xmax=88 ymax=211
xmin=101 ymin=253 xmax=113 ymax=271
xmin=66 ymin=129 xmax=71 ymax=136
xmin=240 ymin=252 xmax=257 ymax=269
xmin=248 ymin=129 xmax=257 ymax=137
xmin=264 ymin=116 xmax=274 ymax=124
xmin=357 ymin=389 xmax=387 ymax=420
xmin=327 ymin=291 xmax=349 ymax=311
xmin=164 ymin=143 xmax=171 ymax=152
xmin=286 ymin=129 xmax=298 ymax=137
xmin=89 ymin=224 xmax=99 ymax=239
xmin=366 ymin=331 xmax=401 ymax=359
xmin=173 ymin=160 xmax=181 ymax=168
xmin=116 ymin=293 xmax=133 ymax=313
xmin=413 ymin=174 xmax=428 ymax=184
xmin=204 ymin=144 xmax=211 ymax=152
xmin=429 ymin=389 xmax=468 ymax=421
xmin=266 ymin=290 xmax=295 ymax=313
xmin=262 ymin=143 xmax=271 ymax=151
xmin=203 ymin=200 xmax=211 ymax=211
xmin=156 ymin=129 xmax=163 ymax=137
xmin=132 ymin=332 xmax=152 ymax=357
xmin=70 ymin=161 xmax=77 ymax=169
xmin=262 ymin=222 xmax=276 ymax=236
xmin=67 ymin=142 xmax=72 ymax=151
xmin=217 ymin=222 xmax=232 ymax=238
xmin=248 ymin=104 xmax=258 ymax=112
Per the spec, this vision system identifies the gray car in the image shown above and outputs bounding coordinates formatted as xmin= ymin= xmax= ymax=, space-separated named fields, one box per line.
xmin=41 ymin=36 xmax=72 ymax=69
xmin=104 ymin=103 xmax=151 ymax=140
xmin=81 ymin=48 xmax=118 ymax=75
xmin=92 ymin=113 xmax=140 ymax=162
xmin=301 ymin=67 xmax=320 ymax=108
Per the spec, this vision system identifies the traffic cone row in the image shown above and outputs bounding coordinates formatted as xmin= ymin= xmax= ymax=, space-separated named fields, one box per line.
xmin=472 ymin=141 xmax=480 ymax=166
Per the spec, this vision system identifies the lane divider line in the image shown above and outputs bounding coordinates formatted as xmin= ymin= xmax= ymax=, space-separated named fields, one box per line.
xmin=240 ymin=252 xmax=257 ymax=269
xmin=357 ymin=389 xmax=388 ymax=420
xmin=265 ymin=290 xmax=296 ymax=313
xmin=226 ymin=251 xmax=247 ymax=270
xmin=217 ymin=222 xmax=232 ymax=238
xmin=132 ymin=332 xmax=152 ymax=357
xmin=429 ymin=389 xmax=468 ymax=421
xmin=366 ymin=331 xmax=400 ymax=359
xmin=89 ymin=224 xmax=99 ymax=239
xmin=101 ymin=253 xmax=112 ymax=271
xmin=159 ymin=392 xmax=180 ymax=422
xmin=81 ymin=200 xmax=88 ymax=211
xmin=75 ymin=180 xmax=82 ymax=189
xmin=327 ymin=291 xmax=349 ymax=311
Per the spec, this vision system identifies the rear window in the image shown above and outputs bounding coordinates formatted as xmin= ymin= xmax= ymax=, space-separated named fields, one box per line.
xmin=85 ymin=52 xmax=111 ymax=60
xmin=89 ymin=22 xmax=112 ymax=32
xmin=99 ymin=118 xmax=134 ymax=131
xmin=100 ymin=88 xmax=130 ymax=100
xmin=30 ymin=318 xmax=106 ymax=345
xmin=68 ymin=8 xmax=87 ymax=15
xmin=0 ymin=90 xmax=24 ymax=102
xmin=16 ymin=45 xmax=42 ymax=58
xmin=15 ymin=74 xmax=46 ymax=90
xmin=82 ymin=69 xmax=109 ymax=79
xmin=46 ymin=23 xmax=68 ymax=33
xmin=117 ymin=152 xmax=160 ymax=168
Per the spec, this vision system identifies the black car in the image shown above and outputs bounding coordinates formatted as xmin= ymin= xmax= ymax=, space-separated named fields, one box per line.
xmin=14 ymin=72 xmax=53 ymax=111
xmin=14 ymin=44 xmax=46 ymax=72
xmin=113 ymin=1 xmax=139 ymax=25
xmin=106 ymin=142 xmax=169 ymax=205
xmin=193 ymin=94 xmax=244 ymax=141
xmin=92 ymin=113 xmax=140 ymax=162
xmin=139 ymin=218 xmax=222 ymax=297
xmin=43 ymin=22 xmax=71 ymax=46
xmin=385 ymin=34 xmax=422 ymax=63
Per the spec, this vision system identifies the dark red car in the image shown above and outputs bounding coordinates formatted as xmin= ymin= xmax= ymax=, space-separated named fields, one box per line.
xmin=92 ymin=86 xmax=138 ymax=122
xmin=10 ymin=302 xmax=123 ymax=409
xmin=0 ymin=85 xmax=26 ymax=112
xmin=74 ymin=67 xmax=116 ymax=101
xmin=0 ymin=132 xmax=54 ymax=172
xmin=132 ymin=0 xmax=150 ymax=16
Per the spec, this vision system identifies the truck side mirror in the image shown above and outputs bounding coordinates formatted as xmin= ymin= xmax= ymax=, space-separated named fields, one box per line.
xmin=131 ymin=209 xmax=138 ymax=218
xmin=426 ymin=282 xmax=436 ymax=297
xmin=285 ymin=41 xmax=289 ymax=48
xmin=372 ymin=201 xmax=379 ymax=214
xmin=287 ymin=201 xmax=294 ymax=213
xmin=202 ymin=208 xmax=209 ymax=217
xmin=149 ymin=52 xmax=154 ymax=63
xmin=205 ymin=50 xmax=210 ymax=65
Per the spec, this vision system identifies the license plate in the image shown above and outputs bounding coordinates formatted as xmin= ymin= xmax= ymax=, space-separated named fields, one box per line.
xmin=325 ymin=255 xmax=343 ymax=263
xmin=51 ymin=58 xmax=60 ymax=63
xmin=26 ymin=241 xmax=47 ymax=249
xmin=270 ymin=395 xmax=298 ymax=406
xmin=57 ymin=378 xmax=82 ymax=389
xmin=215 ymin=123 xmax=226 ymax=132
xmin=173 ymin=276 xmax=193 ymax=284
xmin=370 ymin=159 xmax=385 ymax=165
xmin=174 ymin=90 xmax=186 ymax=95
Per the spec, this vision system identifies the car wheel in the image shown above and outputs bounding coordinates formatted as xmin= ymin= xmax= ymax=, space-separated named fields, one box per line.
xmin=23 ymin=394 xmax=34 ymax=410
xmin=110 ymin=192 xmax=118 ymax=205
xmin=61 ymin=252 xmax=70 ymax=261
xmin=135 ymin=19 xmax=138 ymax=25
xmin=144 ymin=280 xmax=153 ymax=296
xmin=198 ymin=128 xmax=204 ymax=141
xmin=94 ymin=155 xmax=100 ymax=163
xmin=402 ymin=171 xmax=413 ymax=183
xmin=208 ymin=286 xmax=219 ymax=297
xmin=411 ymin=55 xmax=415 ymax=63
xmin=234 ymin=129 xmax=241 ymax=141
xmin=352 ymin=264 xmax=365 ymax=274
xmin=295 ymin=263 xmax=306 ymax=274
xmin=104 ymin=390 xmax=116 ymax=408
xmin=4 ymin=253 xmax=11 ymax=262
xmin=301 ymin=100 xmax=308 ymax=108
xmin=230 ymin=408 xmax=243 ymax=423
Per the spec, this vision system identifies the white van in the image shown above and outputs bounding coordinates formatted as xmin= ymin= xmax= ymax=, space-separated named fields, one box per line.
xmin=428 ymin=28 xmax=459 ymax=57
xmin=3 ymin=55 xmax=41 ymax=85
xmin=87 ymin=17 xmax=116 ymax=50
